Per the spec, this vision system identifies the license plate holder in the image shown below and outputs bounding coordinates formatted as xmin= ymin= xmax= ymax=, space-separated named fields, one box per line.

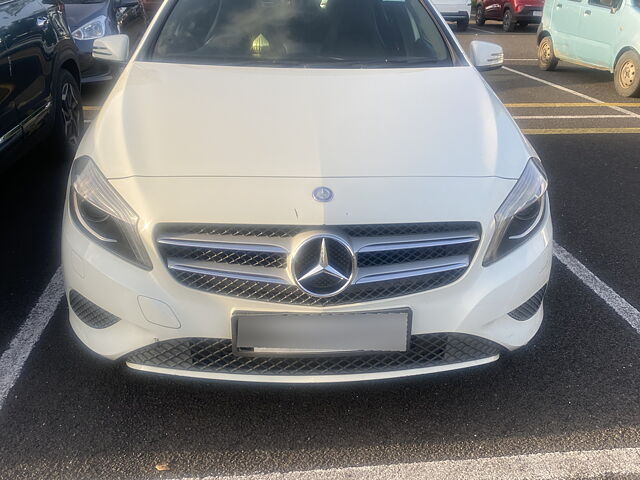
xmin=232 ymin=309 xmax=412 ymax=357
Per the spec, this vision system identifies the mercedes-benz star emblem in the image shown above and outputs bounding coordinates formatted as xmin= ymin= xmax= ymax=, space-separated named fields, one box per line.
xmin=312 ymin=186 xmax=334 ymax=203
xmin=292 ymin=235 xmax=355 ymax=297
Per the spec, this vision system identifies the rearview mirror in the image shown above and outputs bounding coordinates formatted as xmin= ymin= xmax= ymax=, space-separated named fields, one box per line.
xmin=92 ymin=35 xmax=130 ymax=64
xmin=469 ymin=41 xmax=504 ymax=72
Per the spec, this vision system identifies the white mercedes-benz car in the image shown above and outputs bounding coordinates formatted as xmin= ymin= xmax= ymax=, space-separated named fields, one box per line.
xmin=63 ymin=0 xmax=552 ymax=383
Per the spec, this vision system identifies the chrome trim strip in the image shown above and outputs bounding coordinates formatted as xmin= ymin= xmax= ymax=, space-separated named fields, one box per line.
xmin=354 ymin=231 xmax=480 ymax=253
xmin=0 ymin=124 xmax=22 ymax=147
xmin=355 ymin=255 xmax=469 ymax=285
xmin=21 ymin=101 xmax=52 ymax=134
xmin=167 ymin=259 xmax=291 ymax=285
xmin=158 ymin=234 xmax=289 ymax=254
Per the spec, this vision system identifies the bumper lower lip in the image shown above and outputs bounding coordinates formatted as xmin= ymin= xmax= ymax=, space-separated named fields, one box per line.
xmin=126 ymin=355 xmax=501 ymax=384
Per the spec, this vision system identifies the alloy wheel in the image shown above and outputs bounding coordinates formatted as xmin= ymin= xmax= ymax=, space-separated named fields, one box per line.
xmin=61 ymin=82 xmax=81 ymax=149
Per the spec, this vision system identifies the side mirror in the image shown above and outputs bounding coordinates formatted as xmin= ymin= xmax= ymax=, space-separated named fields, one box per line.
xmin=115 ymin=0 xmax=139 ymax=7
xmin=469 ymin=41 xmax=504 ymax=72
xmin=93 ymin=34 xmax=130 ymax=63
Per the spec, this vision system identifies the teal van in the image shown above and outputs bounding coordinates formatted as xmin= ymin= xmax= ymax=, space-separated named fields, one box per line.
xmin=537 ymin=0 xmax=640 ymax=97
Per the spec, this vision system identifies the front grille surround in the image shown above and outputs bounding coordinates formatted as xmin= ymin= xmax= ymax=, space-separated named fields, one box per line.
xmin=127 ymin=333 xmax=501 ymax=376
xmin=157 ymin=222 xmax=481 ymax=306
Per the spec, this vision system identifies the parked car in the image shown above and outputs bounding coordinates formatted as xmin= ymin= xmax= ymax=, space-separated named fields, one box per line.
xmin=63 ymin=0 xmax=552 ymax=384
xmin=0 ymin=0 xmax=82 ymax=166
xmin=433 ymin=0 xmax=472 ymax=31
xmin=63 ymin=0 xmax=147 ymax=82
xmin=537 ymin=0 xmax=640 ymax=97
xmin=476 ymin=0 xmax=544 ymax=31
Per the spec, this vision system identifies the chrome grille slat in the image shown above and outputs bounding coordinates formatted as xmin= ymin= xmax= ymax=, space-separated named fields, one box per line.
xmin=167 ymin=259 xmax=290 ymax=285
xmin=355 ymin=256 xmax=470 ymax=285
xmin=157 ymin=222 xmax=481 ymax=305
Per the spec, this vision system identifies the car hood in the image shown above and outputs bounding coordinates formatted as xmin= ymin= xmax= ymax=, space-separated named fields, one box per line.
xmin=64 ymin=2 xmax=108 ymax=31
xmin=82 ymin=62 xmax=534 ymax=179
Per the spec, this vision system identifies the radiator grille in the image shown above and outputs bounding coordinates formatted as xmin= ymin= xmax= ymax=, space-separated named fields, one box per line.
xmin=157 ymin=222 xmax=481 ymax=305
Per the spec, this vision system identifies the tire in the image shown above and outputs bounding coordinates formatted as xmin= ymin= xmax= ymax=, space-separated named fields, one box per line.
xmin=476 ymin=4 xmax=486 ymax=26
xmin=503 ymin=9 xmax=515 ymax=32
xmin=49 ymin=69 xmax=83 ymax=160
xmin=538 ymin=36 xmax=558 ymax=71
xmin=457 ymin=17 xmax=469 ymax=32
xmin=614 ymin=50 xmax=640 ymax=98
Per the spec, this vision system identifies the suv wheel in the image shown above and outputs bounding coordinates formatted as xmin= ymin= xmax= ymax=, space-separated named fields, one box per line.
xmin=503 ymin=9 xmax=515 ymax=32
xmin=476 ymin=4 xmax=486 ymax=26
xmin=457 ymin=17 xmax=469 ymax=31
xmin=614 ymin=50 xmax=640 ymax=98
xmin=51 ymin=69 xmax=83 ymax=160
xmin=538 ymin=36 xmax=558 ymax=71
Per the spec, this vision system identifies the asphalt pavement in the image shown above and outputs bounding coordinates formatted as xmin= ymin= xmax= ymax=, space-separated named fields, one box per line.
xmin=0 ymin=24 xmax=639 ymax=480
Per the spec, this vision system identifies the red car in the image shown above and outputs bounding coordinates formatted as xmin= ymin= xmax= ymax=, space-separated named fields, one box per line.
xmin=475 ymin=0 xmax=544 ymax=31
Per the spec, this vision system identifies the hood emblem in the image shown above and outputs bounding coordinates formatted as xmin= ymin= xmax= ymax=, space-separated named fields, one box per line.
xmin=292 ymin=235 xmax=355 ymax=297
xmin=312 ymin=186 xmax=334 ymax=203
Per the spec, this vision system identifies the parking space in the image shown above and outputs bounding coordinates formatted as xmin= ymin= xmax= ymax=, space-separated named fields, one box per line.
xmin=1 ymin=23 xmax=639 ymax=480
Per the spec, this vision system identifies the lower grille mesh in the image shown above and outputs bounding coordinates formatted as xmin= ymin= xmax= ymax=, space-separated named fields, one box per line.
xmin=508 ymin=286 xmax=547 ymax=321
xmin=127 ymin=333 xmax=501 ymax=376
xmin=69 ymin=291 xmax=120 ymax=329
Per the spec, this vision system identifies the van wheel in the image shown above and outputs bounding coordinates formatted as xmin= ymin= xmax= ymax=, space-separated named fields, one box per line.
xmin=457 ymin=17 xmax=469 ymax=31
xmin=503 ymin=9 xmax=515 ymax=32
xmin=50 ymin=69 xmax=83 ymax=160
xmin=538 ymin=36 xmax=558 ymax=71
xmin=476 ymin=4 xmax=486 ymax=26
xmin=614 ymin=50 xmax=640 ymax=98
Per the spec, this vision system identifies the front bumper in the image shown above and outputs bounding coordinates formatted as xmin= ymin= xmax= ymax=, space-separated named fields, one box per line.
xmin=62 ymin=176 xmax=553 ymax=383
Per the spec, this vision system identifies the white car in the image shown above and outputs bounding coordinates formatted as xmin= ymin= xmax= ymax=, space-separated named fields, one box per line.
xmin=433 ymin=0 xmax=472 ymax=31
xmin=63 ymin=0 xmax=552 ymax=384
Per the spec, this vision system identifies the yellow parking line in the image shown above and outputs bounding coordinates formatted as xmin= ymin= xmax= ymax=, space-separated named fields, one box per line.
xmin=506 ymin=102 xmax=640 ymax=108
xmin=83 ymin=106 xmax=101 ymax=111
xmin=523 ymin=127 xmax=640 ymax=135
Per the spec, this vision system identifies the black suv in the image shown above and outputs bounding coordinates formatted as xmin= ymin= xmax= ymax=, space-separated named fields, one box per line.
xmin=0 ymin=0 xmax=82 ymax=165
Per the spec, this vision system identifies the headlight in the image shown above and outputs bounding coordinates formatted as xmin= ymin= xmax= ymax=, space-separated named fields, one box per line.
xmin=483 ymin=158 xmax=548 ymax=266
xmin=69 ymin=156 xmax=152 ymax=270
xmin=72 ymin=15 xmax=107 ymax=41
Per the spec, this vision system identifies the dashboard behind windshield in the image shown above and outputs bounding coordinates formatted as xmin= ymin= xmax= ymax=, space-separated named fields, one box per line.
xmin=150 ymin=0 xmax=454 ymax=67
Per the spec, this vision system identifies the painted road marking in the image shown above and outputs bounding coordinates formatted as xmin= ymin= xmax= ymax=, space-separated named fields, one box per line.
xmin=83 ymin=106 xmax=100 ymax=111
xmin=554 ymin=243 xmax=640 ymax=334
xmin=502 ymin=67 xmax=640 ymax=119
xmin=514 ymin=115 xmax=631 ymax=120
xmin=0 ymin=268 xmax=64 ymax=411
xmin=506 ymin=102 xmax=640 ymax=108
xmin=168 ymin=447 xmax=640 ymax=480
xmin=523 ymin=127 xmax=640 ymax=135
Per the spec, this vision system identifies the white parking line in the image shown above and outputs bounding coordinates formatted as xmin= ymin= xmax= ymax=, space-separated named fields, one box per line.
xmin=514 ymin=114 xmax=631 ymax=120
xmin=0 ymin=267 xmax=64 ymax=410
xmin=502 ymin=66 xmax=640 ymax=119
xmin=554 ymin=243 xmax=640 ymax=334
xmin=169 ymin=447 xmax=640 ymax=480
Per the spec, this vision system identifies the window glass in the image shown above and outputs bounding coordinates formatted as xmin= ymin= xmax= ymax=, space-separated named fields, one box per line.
xmin=152 ymin=0 xmax=452 ymax=68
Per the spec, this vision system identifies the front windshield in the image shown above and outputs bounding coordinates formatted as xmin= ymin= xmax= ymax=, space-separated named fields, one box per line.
xmin=151 ymin=0 xmax=453 ymax=67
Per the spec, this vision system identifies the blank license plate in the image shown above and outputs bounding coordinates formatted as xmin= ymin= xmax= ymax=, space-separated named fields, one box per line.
xmin=533 ymin=11 xmax=542 ymax=16
xmin=233 ymin=310 xmax=411 ymax=356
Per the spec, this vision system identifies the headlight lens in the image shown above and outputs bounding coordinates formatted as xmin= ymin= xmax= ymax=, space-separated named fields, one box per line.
xmin=483 ymin=158 xmax=548 ymax=266
xmin=69 ymin=156 xmax=152 ymax=270
xmin=72 ymin=15 xmax=107 ymax=41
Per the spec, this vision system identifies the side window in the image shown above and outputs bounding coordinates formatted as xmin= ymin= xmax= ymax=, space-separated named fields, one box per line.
xmin=588 ymin=0 xmax=620 ymax=8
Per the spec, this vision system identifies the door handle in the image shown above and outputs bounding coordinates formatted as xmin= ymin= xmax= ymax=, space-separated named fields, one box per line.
xmin=556 ymin=3 xmax=562 ymax=7
xmin=584 ymin=9 xmax=592 ymax=15
xmin=36 ymin=16 xmax=49 ymax=28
